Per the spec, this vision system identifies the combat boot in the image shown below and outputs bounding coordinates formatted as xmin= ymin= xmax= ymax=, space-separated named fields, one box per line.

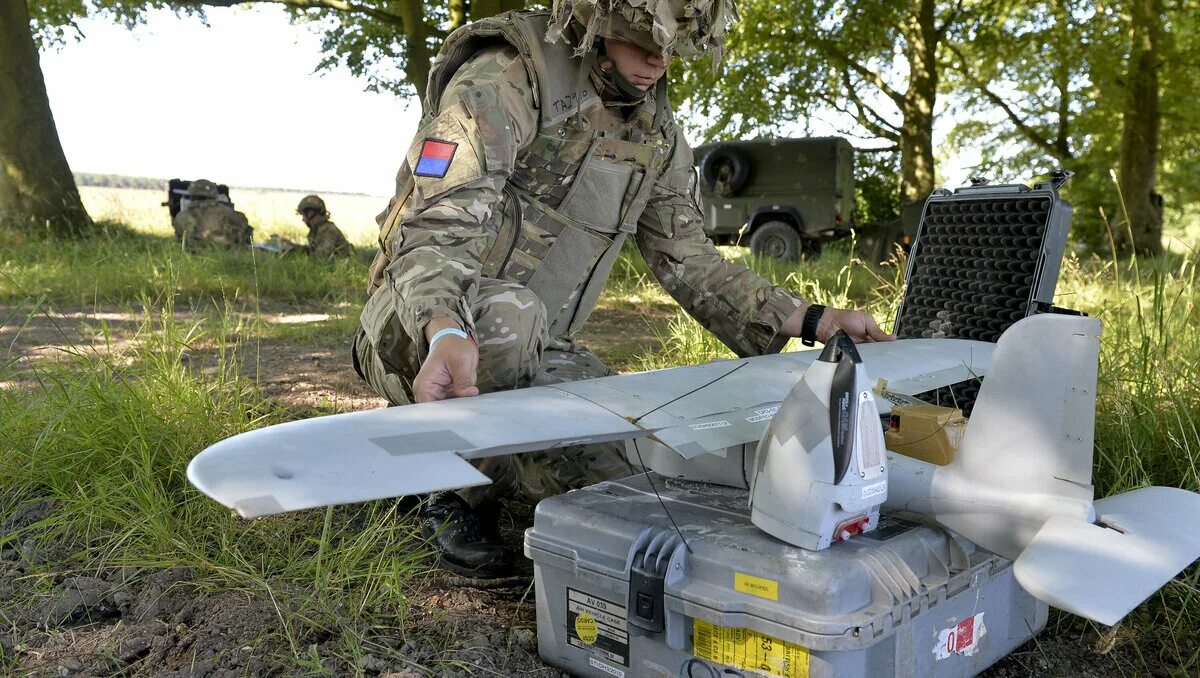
xmin=420 ymin=492 xmax=516 ymax=578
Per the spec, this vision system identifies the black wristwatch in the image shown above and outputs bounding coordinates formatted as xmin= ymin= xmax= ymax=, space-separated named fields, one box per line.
xmin=800 ymin=304 xmax=826 ymax=346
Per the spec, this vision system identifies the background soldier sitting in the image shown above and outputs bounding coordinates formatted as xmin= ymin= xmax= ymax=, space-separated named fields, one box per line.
xmin=295 ymin=195 xmax=353 ymax=260
xmin=172 ymin=179 xmax=253 ymax=251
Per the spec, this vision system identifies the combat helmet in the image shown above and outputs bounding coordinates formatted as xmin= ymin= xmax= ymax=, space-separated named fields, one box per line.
xmin=546 ymin=0 xmax=739 ymax=66
xmin=186 ymin=179 xmax=219 ymax=200
xmin=296 ymin=195 xmax=327 ymax=214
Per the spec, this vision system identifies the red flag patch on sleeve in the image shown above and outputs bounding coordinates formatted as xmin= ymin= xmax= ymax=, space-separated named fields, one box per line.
xmin=414 ymin=139 xmax=458 ymax=178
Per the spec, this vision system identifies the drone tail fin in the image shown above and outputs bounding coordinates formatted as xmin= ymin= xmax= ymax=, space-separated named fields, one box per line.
xmin=893 ymin=314 xmax=1200 ymax=625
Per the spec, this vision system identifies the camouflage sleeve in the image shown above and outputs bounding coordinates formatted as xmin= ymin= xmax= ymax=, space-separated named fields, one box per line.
xmin=308 ymin=234 xmax=331 ymax=260
xmin=171 ymin=212 xmax=190 ymax=241
xmin=381 ymin=46 xmax=538 ymax=352
xmin=232 ymin=210 xmax=253 ymax=245
xmin=636 ymin=129 xmax=806 ymax=357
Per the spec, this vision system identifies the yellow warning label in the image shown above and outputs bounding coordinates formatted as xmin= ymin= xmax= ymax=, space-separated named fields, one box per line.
xmin=693 ymin=619 xmax=809 ymax=678
xmin=734 ymin=572 xmax=779 ymax=601
xmin=574 ymin=612 xmax=598 ymax=644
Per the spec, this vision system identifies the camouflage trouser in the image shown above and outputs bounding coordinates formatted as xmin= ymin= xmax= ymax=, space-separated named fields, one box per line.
xmin=353 ymin=277 xmax=636 ymax=506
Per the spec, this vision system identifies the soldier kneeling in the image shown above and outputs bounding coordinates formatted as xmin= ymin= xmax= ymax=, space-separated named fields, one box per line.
xmin=295 ymin=195 xmax=353 ymax=260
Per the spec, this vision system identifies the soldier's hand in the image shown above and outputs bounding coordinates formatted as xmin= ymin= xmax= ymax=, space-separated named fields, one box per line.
xmin=783 ymin=304 xmax=895 ymax=344
xmin=414 ymin=321 xmax=480 ymax=403
xmin=817 ymin=307 xmax=895 ymax=344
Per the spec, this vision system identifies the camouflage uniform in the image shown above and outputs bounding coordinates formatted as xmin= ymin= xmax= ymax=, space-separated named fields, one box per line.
xmin=173 ymin=180 xmax=253 ymax=251
xmin=306 ymin=215 xmax=354 ymax=260
xmin=296 ymin=195 xmax=354 ymax=260
xmin=354 ymin=10 xmax=802 ymax=505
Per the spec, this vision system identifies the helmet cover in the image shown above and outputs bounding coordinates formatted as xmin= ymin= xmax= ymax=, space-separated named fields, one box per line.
xmin=186 ymin=179 xmax=219 ymax=200
xmin=546 ymin=0 xmax=739 ymax=67
xmin=296 ymin=195 xmax=327 ymax=213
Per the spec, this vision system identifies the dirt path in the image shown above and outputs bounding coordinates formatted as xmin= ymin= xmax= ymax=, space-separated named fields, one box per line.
xmin=0 ymin=302 xmax=1144 ymax=676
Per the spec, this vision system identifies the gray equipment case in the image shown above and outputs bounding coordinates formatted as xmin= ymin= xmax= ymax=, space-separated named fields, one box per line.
xmin=526 ymin=474 xmax=1046 ymax=678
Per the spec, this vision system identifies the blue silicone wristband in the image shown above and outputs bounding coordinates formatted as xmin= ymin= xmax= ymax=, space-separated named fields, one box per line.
xmin=428 ymin=327 xmax=471 ymax=353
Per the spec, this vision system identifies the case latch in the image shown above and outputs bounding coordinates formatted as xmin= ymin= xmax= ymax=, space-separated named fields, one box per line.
xmin=626 ymin=528 xmax=685 ymax=634
xmin=628 ymin=550 xmax=668 ymax=633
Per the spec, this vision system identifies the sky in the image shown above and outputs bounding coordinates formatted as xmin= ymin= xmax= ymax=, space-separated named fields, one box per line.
xmin=39 ymin=5 xmax=977 ymax=196
xmin=40 ymin=5 xmax=422 ymax=196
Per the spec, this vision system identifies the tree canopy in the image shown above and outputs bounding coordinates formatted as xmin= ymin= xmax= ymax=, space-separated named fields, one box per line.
xmin=672 ymin=0 xmax=1197 ymax=253
xmin=4 ymin=0 xmax=1197 ymax=252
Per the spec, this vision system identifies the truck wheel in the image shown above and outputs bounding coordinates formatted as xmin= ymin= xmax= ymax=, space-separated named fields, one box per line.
xmin=750 ymin=221 xmax=805 ymax=262
xmin=700 ymin=145 xmax=751 ymax=197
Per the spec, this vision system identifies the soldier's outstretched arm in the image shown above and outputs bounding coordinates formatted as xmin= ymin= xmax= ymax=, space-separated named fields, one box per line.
xmin=636 ymin=131 xmax=809 ymax=357
xmin=377 ymin=47 xmax=537 ymax=399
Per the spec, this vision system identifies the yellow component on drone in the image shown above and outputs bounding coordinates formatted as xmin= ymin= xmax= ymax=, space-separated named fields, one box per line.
xmin=884 ymin=403 xmax=966 ymax=466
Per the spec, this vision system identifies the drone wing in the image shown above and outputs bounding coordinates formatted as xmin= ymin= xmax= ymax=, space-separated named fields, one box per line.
xmin=188 ymin=338 xmax=993 ymax=517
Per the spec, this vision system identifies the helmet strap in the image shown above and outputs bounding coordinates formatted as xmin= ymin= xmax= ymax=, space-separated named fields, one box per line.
xmin=594 ymin=42 xmax=650 ymax=102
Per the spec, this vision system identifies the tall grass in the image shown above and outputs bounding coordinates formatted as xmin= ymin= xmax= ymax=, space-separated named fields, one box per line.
xmin=0 ymin=293 xmax=429 ymax=671
xmin=1078 ymin=252 xmax=1200 ymax=670
xmin=0 ymin=224 xmax=370 ymax=307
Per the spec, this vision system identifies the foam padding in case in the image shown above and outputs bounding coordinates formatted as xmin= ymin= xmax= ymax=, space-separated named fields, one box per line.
xmin=896 ymin=196 xmax=1053 ymax=343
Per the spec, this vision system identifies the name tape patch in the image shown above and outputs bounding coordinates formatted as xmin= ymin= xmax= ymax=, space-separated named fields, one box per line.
xmin=414 ymin=139 xmax=458 ymax=178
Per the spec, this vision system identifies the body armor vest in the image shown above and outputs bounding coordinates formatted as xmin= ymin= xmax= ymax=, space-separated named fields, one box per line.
xmin=373 ymin=11 xmax=677 ymax=339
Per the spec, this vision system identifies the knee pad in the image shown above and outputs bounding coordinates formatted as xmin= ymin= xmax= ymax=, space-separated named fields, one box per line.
xmin=473 ymin=282 xmax=548 ymax=391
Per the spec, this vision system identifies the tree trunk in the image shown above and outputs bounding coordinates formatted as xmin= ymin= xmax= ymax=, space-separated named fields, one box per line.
xmin=1114 ymin=0 xmax=1163 ymax=256
xmin=898 ymin=0 xmax=938 ymax=204
xmin=0 ymin=0 xmax=94 ymax=238
xmin=408 ymin=0 xmax=526 ymax=110
xmin=449 ymin=0 xmax=467 ymax=30
xmin=399 ymin=2 xmax=434 ymax=103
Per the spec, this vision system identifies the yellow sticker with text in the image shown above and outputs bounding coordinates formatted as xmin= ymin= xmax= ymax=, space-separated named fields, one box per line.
xmin=574 ymin=612 xmax=598 ymax=644
xmin=693 ymin=619 xmax=809 ymax=678
xmin=734 ymin=572 xmax=779 ymax=601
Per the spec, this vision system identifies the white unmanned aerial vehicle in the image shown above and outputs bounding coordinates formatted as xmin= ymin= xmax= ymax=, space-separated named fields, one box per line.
xmin=188 ymin=313 xmax=1200 ymax=627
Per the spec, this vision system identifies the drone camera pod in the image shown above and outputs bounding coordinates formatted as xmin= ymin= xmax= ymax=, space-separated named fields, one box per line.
xmin=748 ymin=331 xmax=888 ymax=551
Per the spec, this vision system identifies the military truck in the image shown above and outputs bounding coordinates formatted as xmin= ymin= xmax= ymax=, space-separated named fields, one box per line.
xmin=695 ymin=137 xmax=857 ymax=261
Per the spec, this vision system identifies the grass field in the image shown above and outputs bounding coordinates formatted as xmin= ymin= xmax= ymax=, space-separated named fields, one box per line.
xmin=80 ymin=186 xmax=391 ymax=247
xmin=2 ymin=186 xmax=1199 ymax=675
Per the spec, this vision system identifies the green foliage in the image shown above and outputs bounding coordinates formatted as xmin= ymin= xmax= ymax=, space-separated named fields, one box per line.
xmin=1156 ymin=5 xmax=1200 ymax=215
xmin=855 ymin=150 xmax=902 ymax=224
xmin=27 ymin=1 xmax=193 ymax=47
xmin=296 ymin=0 xmax=525 ymax=97
xmin=24 ymin=1 xmax=512 ymax=99
xmin=669 ymin=0 xmax=822 ymax=140
xmin=303 ymin=3 xmax=444 ymax=98
xmin=671 ymin=1 xmax=968 ymax=141
xmin=632 ymin=241 xmax=896 ymax=370
xmin=945 ymin=0 xmax=1200 ymax=249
